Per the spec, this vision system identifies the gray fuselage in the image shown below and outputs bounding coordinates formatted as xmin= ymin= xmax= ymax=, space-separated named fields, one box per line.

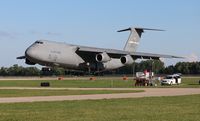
xmin=25 ymin=40 xmax=123 ymax=72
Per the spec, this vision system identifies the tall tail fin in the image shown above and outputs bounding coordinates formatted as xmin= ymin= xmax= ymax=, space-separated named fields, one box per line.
xmin=118 ymin=27 xmax=164 ymax=52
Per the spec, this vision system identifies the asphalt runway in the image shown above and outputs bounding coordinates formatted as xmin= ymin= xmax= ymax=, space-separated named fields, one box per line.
xmin=0 ymin=88 xmax=200 ymax=103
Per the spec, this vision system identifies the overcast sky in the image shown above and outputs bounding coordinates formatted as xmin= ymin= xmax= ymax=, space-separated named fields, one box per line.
xmin=0 ymin=0 xmax=199 ymax=67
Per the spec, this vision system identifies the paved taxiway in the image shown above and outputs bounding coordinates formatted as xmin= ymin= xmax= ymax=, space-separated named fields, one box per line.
xmin=0 ymin=88 xmax=200 ymax=103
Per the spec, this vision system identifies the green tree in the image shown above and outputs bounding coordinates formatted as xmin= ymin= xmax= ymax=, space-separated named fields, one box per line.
xmin=164 ymin=65 xmax=175 ymax=74
xmin=7 ymin=64 xmax=22 ymax=76
xmin=24 ymin=67 xmax=40 ymax=76
xmin=136 ymin=60 xmax=164 ymax=74
xmin=0 ymin=67 xmax=8 ymax=76
xmin=52 ymin=67 xmax=65 ymax=76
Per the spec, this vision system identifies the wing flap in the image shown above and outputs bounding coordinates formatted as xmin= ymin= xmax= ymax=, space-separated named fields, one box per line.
xmin=132 ymin=52 xmax=182 ymax=60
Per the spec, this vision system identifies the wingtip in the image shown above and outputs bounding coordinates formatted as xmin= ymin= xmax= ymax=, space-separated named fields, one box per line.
xmin=135 ymin=27 xmax=165 ymax=31
xmin=117 ymin=28 xmax=131 ymax=32
xmin=16 ymin=56 xmax=26 ymax=59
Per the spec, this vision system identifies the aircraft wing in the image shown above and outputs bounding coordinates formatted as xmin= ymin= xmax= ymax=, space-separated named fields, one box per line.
xmin=76 ymin=46 xmax=182 ymax=62
xmin=131 ymin=52 xmax=181 ymax=59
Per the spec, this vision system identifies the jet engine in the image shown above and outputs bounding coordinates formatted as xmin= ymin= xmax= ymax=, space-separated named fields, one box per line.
xmin=95 ymin=52 xmax=111 ymax=62
xmin=103 ymin=58 xmax=124 ymax=70
xmin=120 ymin=55 xmax=134 ymax=65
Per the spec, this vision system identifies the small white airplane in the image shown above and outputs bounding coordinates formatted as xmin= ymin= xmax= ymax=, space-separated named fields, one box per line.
xmin=17 ymin=27 xmax=182 ymax=73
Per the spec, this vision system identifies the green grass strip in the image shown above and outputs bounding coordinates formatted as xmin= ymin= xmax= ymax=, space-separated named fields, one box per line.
xmin=0 ymin=89 xmax=143 ymax=97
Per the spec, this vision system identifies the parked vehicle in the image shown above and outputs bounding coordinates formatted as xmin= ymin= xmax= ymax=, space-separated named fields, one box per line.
xmin=135 ymin=71 xmax=155 ymax=86
xmin=161 ymin=74 xmax=181 ymax=85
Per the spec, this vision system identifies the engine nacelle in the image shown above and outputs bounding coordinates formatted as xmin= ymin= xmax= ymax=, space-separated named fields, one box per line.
xmin=103 ymin=58 xmax=124 ymax=70
xmin=96 ymin=52 xmax=111 ymax=62
xmin=120 ymin=55 xmax=134 ymax=65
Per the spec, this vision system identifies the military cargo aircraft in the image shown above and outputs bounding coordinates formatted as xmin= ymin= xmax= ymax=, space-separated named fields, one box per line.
xmin=17 ymin=27 xmax=181 ymax=72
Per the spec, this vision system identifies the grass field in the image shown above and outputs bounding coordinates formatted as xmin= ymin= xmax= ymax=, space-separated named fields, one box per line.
xmin=0 ymin=89 xmax=143 ymax=97
xmin=0 ymin=77 xmax=199 ymax=121
xmin=0 ymin=77 xmax=199 ymax=88
xmin=0 ymin=94 xmax=199 ymax=121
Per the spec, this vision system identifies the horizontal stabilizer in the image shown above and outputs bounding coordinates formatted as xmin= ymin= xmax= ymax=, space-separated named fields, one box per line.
xmin=117 ymin=27 xmax=165 ymax=32
xmin=117 ymin=28 xmax=131 ymax=32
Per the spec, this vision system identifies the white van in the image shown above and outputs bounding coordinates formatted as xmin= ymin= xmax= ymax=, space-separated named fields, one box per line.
xmin=161 ymin=74 xmax=181 ymax=85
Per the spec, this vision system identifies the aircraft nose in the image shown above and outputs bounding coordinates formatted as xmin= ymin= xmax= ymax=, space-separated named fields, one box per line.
xmin=25 ymin=47 xmax=37 ymax=59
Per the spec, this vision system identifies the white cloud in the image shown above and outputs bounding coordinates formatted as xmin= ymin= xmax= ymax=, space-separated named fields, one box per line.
xmin=29 ymin=30 xmax=41 ymax=35
xmin=159 ymin=53 xmax=199 ymax=66
xmin=185 ymin=53 xmax=199 ymax=62
xmin=46 ymin=32 xmax=61 ymax=36
xmin=0 ymin=31 xmax=15 ymax=39
xmin=29 ymin=30 xmax=61 ymax=36
xmin=160 ymin=58 xmax=165 ymax=62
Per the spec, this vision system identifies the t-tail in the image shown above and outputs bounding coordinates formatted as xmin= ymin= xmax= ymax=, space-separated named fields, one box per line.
xmin=118 ymin=27 xmax=164 ymax=52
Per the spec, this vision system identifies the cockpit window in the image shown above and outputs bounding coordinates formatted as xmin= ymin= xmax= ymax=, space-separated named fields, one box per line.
xmin=35 ymin=41 xmax=43 ymax=44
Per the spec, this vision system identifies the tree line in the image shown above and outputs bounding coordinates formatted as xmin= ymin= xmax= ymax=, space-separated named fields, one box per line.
xmin=0 ymin=61 xmax=200 ymax=76
xmin=115 ymin=60 xmax=200 ymax=75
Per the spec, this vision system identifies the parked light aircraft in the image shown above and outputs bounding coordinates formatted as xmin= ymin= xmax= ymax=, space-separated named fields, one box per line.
xmin=17 ymin=27 xmax=181 ymax=72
